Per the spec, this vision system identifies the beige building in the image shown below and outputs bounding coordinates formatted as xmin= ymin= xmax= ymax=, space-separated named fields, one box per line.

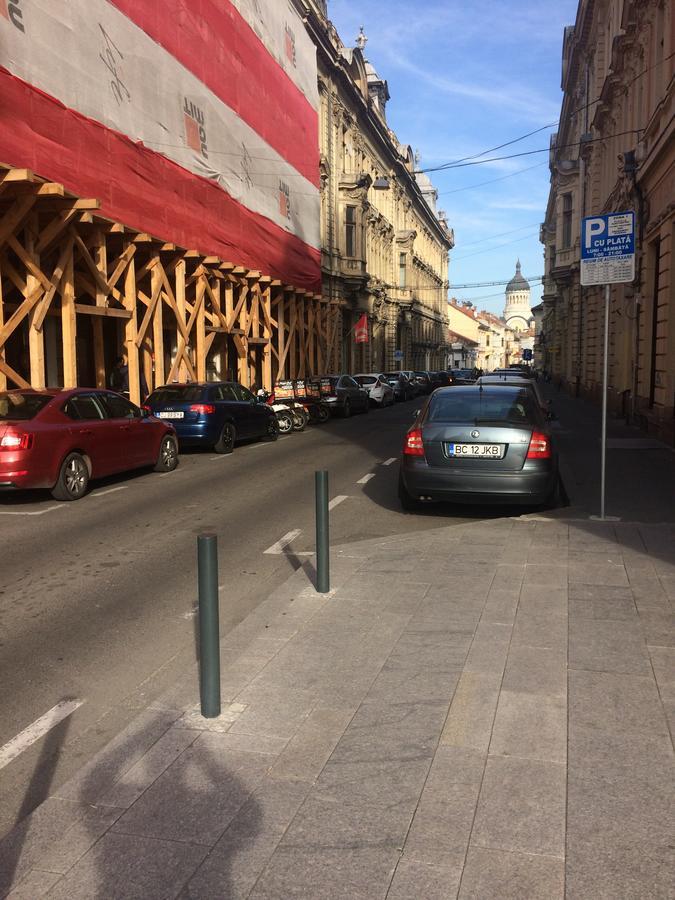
xmin=541 ymin=0 xmax=674 ymax=444
xmin=297 ymin=4 xmax=454 ymax=373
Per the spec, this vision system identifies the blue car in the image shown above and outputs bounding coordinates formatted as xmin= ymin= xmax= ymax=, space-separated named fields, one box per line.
xmin=145 ymin=382 xmax=278 ymax=453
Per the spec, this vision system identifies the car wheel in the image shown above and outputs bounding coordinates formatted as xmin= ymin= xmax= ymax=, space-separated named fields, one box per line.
xmin=276 ymin=412 xmax=293 ymax=434
xmin=154 ymin=435 xmax=179 ymax=472
xmin=342 ymin=400 xmax=351 ymax=418
xmin=315 ymin=403 xmax=330 ymax=423
xmin=264 ymin=418 xmax=279 ymax=442
xmin=291 ymin=408 xmax=308 ymax=431
xmin=51 ymin=452 xmax=90 ymax=501
xmin=544 ymin=474 xmax=563 ymax=509
xmin=398 ymin=471 xmax=421 ymax=512
xmin=215 ymin=422 xmax=236 ymax=454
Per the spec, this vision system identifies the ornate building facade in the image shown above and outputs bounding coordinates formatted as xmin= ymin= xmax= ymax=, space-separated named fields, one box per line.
xmin=540 ymin=0 xmax=674 ymax=443
xmin=295 ymin=3 xmax=454 ymax=373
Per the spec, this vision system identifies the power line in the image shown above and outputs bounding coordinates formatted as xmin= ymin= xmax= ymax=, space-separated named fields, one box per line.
xmin=453 ymin=230 xmax=541 ymax=261
xmin=438 ymin=162 xmax=547 ymax=196
xmin=450 ymin=277 xmax=543 ymax=288
xmin=456 ymin=221 xmax=541 ymax=249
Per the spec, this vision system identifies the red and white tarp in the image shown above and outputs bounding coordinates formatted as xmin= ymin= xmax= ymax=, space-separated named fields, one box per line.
xmin=0 ymin=0 xmax=321 ymax=290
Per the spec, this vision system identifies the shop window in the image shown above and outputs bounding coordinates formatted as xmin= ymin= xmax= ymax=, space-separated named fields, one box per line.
xmin=345 ymin=206 xmax=357 ymax=257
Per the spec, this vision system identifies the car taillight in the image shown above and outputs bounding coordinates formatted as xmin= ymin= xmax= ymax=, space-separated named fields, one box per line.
xmin=142 ymin=405 xmax=151 ymax=413
xmin=267 ymin=393 xmax=275 ymax=404
xmin=404 ymin=428 xmax=425 ymax=457
xmin=527 ymin=431 xmax=551 ymax=459
xmin=0 ymin=433 xmax=33 ymax=450
xmin=189 ymin=404 xmax=215 ymax=415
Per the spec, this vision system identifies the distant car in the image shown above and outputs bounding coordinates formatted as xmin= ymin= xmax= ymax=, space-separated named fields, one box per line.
xmin=449 ymin=368 xmax=476 ymax=385
xmin=319 ymin=375 xmax=370 ymax=417
xmin=399 ymin=371 xmax=425 ymax=397
xmin=412 ymin=372 xmax=433 ymax=394
xmin=0 ymin=388 xmax=178 ymax=500
xmin=383 ymin=372 xmax=415 ymax=401
xmin=429 ymin=371 xmax=452 ymax=389
xmin=399 ymin=384 xmax=559 ymax=509
xmin=477 ymin=374 xmax=551 ymax=417
xmin=145 ymin=382 xmax=278 ymax=453
xmin=355 ymin=374 xmax=395 ymax=407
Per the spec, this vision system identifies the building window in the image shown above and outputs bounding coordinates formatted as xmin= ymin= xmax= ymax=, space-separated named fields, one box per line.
xmin=399 ymin=252 xmax=407 ymax=288
xmin=345 ymin=206 xmax=357 ymax=257
xmin=562 ymin=193 xmax=572 ymax=249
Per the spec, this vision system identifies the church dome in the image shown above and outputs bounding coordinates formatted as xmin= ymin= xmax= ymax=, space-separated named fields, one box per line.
xmin=506 ymin=259 xmax=530 ymax=293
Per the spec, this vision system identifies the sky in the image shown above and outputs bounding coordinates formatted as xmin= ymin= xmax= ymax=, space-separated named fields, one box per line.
xmin=328 ymin=0 xmax=580 ymax=316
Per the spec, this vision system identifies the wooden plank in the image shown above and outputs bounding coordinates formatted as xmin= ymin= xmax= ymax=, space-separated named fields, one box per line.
xmin=262 ymin=286 xmax=272 ymax=390
xmin=0 ymin=358 xmax=30 ymax=389
xmin=123 ymin=250 xmax=141 ymax=404
xmin=0 ymin=195 xmax=37 ymax=251
xmin=106 ymin=244 xmax=136 ymax=293
xmin=0 ymin=259 xmax=6 ymax=390
xmin=174 ymin=258 xmax=188 ymax=382
xmin=226 ymin=283 xmax=248 ymax=332
xmin=134 ymin=268 xmax=163 ymax=348
xmin=277 ymin=296 xmax=286 ymax=379
xmin=35 ymin=208 xmax=79 ymax=254
xmin=92 ymin=230 xmax=107 ymax=389
xmin=196 ymin=277 xmax=206 ymax=382
xmin=151 ymin=264 xmax=165 ymax=386
xmin=74 ymin=304 xmax=132 ymax=319
xmin=1 ymin=168 xmax=34 ymax=184
xmin=61 ymin=249 xmax=77 ymax=388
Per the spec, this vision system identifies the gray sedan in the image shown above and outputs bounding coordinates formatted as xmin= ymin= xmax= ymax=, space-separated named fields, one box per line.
xmin=398 ymin=385 xmax=559 ymax=509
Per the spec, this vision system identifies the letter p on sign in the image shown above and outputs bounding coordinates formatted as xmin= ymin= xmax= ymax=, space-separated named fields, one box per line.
xmin=585 ymin=217 xmax=605 ymax=247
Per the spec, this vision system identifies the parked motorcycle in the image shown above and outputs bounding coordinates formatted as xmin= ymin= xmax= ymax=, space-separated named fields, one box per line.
xmin=295 ymin=378 xmax=330 ymax=424
xmin=256 ymin=389 xmax=294 ymax=434
xmin=257 ymin=387 xmax=307 ymax=432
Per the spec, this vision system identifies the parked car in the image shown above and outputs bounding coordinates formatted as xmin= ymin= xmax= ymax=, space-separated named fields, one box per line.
xmin=0 ymin=388 xmax=178 ymax=500
xmin=398 ymin=384 xmax=559 ymax=509
xmin=399 ymin=371 xmax=425 ymax=397
xmin=383 ymin=371 xmax=416 ymax=401
xmin=145 ymin=382 xmax=278 ymax=453
xmin=319 ymin=375 xmax=370 ymax=417
xmin=412 ymin=372 xmax=433 ymax=394
xmin=448 ymin=368 xmax=476 ymax=384
xmin=476 ymin=374 xmax=551 ymax=418
xmin=355 ymin=374 xmax=395 ymax=407
xmin=429 ymin=371 xmax=452 ymax=389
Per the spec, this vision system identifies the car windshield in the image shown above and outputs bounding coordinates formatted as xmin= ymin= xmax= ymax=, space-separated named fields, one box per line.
xmin=384 ymin=372 xmax=402 ymax=379
xmin=427 ymin=389 xmax=538 ymax=424
xmin=356 ymin=376 xmax=377 ymax=385
xmin=147 ymin=386 xmax=205 ymax=404
xmin=0 ymin=392 xmax=53 ymax=420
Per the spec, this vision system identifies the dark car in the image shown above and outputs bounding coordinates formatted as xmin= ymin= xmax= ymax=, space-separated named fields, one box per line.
xmin=412 ymin=372 xmax=433 ymax=394
xmin=398 ymin=385 xmax=559 ymax=509
xmin=383 ymin=372 xmax=415 ymax=401
xmin=449 ymin=369 xmax=476 ymax=385
xmin=0 ymin=388 xmax=178 ymax=500
xmin=319 ymin=375 xmax=370 ymax=417
xmin=145 ymin=382 xmax=278 ymax=453
xmin=429 ymin=371 xmax=452 ymax=389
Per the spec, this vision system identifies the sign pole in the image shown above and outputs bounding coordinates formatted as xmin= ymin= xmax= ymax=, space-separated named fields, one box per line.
xmin=600 ymin=283 xmax=610 ymax=520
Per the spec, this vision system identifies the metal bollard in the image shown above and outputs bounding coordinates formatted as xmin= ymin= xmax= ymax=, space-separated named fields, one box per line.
xmin=197 ymin=533 xmax=221 ymax=718
xmin=315 ymin=470 xmax=330 ymax=593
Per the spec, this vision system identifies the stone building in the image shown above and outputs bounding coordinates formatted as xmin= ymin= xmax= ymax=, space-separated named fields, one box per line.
xmin=540 ymin=0 xmax=674 ymax=443
xmin=295 ymin=3 xmax=454 ymax=373
xmin=503 ymin=260 xmax=534 ymax=332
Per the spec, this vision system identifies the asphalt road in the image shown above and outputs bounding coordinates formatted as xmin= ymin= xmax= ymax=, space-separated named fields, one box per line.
xmin=0 ymin=398 xmax=494 ymax=836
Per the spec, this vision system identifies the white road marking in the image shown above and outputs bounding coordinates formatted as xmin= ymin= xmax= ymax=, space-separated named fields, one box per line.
xmin=356 ymin=473 xmax=375 ymax=484
xmin=90 ymin=486 xmax=128 ymax=498
xmin=0 ymin=506 xmax=63 ymax=517
xmin=209 ymin=455 xmax=231 ymax=461
xmin=328 ymin=495 xmax=348 ymax=510
xmin=0 ymin=700 xmax=84 ymax=771
xmin=264 ymin=529 xmax=302 ymax=555
xmin=382 ymin=458 xmax=397 ymax=466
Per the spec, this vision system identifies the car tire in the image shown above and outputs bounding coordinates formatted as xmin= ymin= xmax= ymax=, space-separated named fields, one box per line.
xmin=51 ymin=452 xmax=90 ymax=501
xmin=398 ymin=472 xmax=421 ymax=512
xmin=214 ymin=422 xmax=236 ymax=454
xmin=342 ymin=400 xmax=351 ymax=418
xmin=315 ymin=403 xmax=330 ymax=424
xmin=264 ymin=418 xmax=279 ymax=442
xmin=291 ymin=408 xmax=308 ymax=431
xmin=154 ymin=435 xmax=179 ymax=472
xmin=544 ymin=473 xmax=563 ymax=509
xmin=276 ymin=412 xmax=293 ymax=434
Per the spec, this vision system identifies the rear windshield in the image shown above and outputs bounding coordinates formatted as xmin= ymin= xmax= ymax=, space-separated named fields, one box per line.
xmin=356 ymin=376 xmax=377 ymax=385
xmin=0 ymin=392 xmax=53 ymax=420
xmin=384 ymin=372 xmax=402 ymax=379
xmin=427 ymin=389 xmax=538 ymax=424
xmin=147 ymin=386 xmax=205 ymax=405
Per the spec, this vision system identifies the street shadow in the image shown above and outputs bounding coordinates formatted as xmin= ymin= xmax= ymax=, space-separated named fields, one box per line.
xmin=0 ymin=706 xmax=263 ymax=898
xmin=0 ymin=700 xmax=74 ymax=895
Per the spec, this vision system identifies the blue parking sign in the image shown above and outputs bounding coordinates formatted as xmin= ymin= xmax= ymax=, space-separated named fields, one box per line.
xmin=580 ymin=211 xmax=635 ymax=285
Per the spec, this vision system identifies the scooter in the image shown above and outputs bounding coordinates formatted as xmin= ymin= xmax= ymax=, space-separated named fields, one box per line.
xmin=294 ymin=378 xmax=329 ymax=424
xmin=256 ymin=389 xmax=302 ymax=433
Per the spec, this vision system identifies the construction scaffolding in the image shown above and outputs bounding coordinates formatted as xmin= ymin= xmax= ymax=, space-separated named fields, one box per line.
xmin=0 ymin=165 xmax=340 ymax=404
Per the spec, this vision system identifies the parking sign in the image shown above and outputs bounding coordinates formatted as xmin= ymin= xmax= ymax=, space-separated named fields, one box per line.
xmin=580 ymin=211 xmax=635 ymax=286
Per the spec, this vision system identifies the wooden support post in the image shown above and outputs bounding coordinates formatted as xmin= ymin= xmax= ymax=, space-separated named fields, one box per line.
xmin=92 ymin=229 xmax=107 ymax=388
xmin=196 ymin=275 xmax=206 ymax=382
xmin=0 ymin=260 xmax=6 ymax=391
xmin=123 ymin=249 xmax=141 ymax=404
xmin=61 ymin=242 xmax=77 ymax=388
xmin=289 ymin=296 xmax=298 ymax=379
xmin=277 ymin=294 xmax=286 ymax=380
xmin=262 ymin=285 xmax=272 ymax=390
xmin=26 ymin=217 xmax=46 ymax=389
xmin=175 ymin=259 xmax=188 ymax=381
xmin=151 ymin=262 xmax=165 ymax=387
xmin=298 ymin=294 xmax=306 ymax=378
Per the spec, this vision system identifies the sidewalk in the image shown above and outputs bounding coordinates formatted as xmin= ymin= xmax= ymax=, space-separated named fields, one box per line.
xmin=1 ymin=512 xmax=673 ymax=898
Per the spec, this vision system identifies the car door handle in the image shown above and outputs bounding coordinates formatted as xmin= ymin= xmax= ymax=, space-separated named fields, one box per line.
xmin=78 ymin=428 xmax=93 ymax=435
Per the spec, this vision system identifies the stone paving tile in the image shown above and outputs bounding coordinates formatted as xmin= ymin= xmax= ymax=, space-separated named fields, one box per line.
xmin=111 ymin=739 xmax=277 ymax=846
xmin=481 ymin=589 xmax=520 ymax=625
xmin=569 ymin=596 xmax=638 ymax=621
xmin=3 ymin=869 xmax=62 ymax=899
xmin=440 ymin=672 xmax=501 ymax=752
xmin=501 ymin=644 xmax=567 ymax=697
xmin=387 ymin=857 xmax=462 ymax=900
xmin=181 ymin=777 xmax=311 ymax=900
xmin=568 ymin=582 xmax=633 ymax=601
xmin=566 ymin=841 xmax=675 ymax=900
xmin=36 ymin=803 xmax=125 ymax=875
xmin=490 ymin=691 xmax=566 ymax=763
xmin=517 ymin=585 xmax=568 ymax=616
xmin=470 ymin=756 xmax=566 ymax=857
xmin=249 ymin=845 xmax=400 ymax=899
xmin=569 ymin=618 xmax=652 ymax=675
xmin=639 ymin=609 xmax=675 ymax=646
xmin=463 ymin=623 xmax=512 ymax=676
xmin=568 ymin=561 xmax=629 ymax=586
xmin=46 ymin=832 xmax=207 ymax=900
xmin=522 ymin=564 xmax=568 ymax=587
xmin=568 ymin=669 xmax=670 ymax=739
xmin=567 ymin=549 xmax=626 ymax=566
xmin=269 ymin=706 xmax=354 ymax=782
xmin=458 ymin=847 xmax=564 ymax=900
xmin=511 ymin=611 xmax=568 ymax=650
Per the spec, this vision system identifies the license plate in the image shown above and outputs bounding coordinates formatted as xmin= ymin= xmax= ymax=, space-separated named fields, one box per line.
xmin=157 ymin=411 xmax=184 ymax=419
xmin=447 ymin=443 xmax=504 ymax=458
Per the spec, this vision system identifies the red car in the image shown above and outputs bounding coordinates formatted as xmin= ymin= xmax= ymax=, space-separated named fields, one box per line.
xmin=0 ymin=388 xmax=179 ymax=500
